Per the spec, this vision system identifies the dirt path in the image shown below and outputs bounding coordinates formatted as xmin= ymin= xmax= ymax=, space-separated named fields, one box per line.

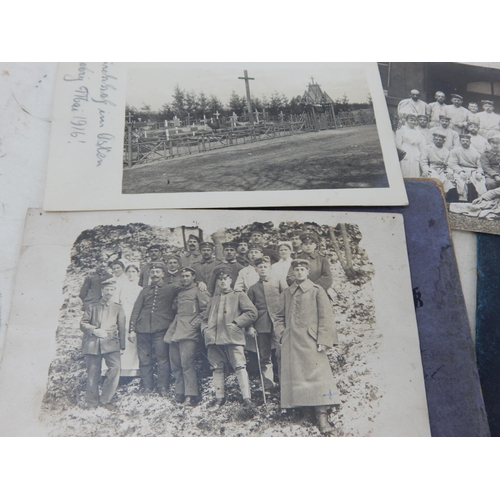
xmin=122 ymin=126 xmax=388 ymax=194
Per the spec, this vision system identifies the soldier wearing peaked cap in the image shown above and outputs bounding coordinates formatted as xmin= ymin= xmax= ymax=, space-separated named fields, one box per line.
xmin=429 ymin=114 xmax=460 ymax=151
xmin=192 ymin=241 xmax=223 ymax=289
xmin=477 ymin=100 xmax=500 ymax=139
xmin=164 ymin=254 xmax=182 ymax=285
xmin=480 ymin=134 xmax=500 ymax=190
xmin=286 ymin=233 xmax=333 ymax=292
xmin=201 ymin=267 xmax=258 ymax=411
xmin=234 ymin=243 xmax=264 ymax=293
xmin=446 ymin=94 xmax=472 ymax=135
xmin=180 ymin=234 xmax=203 ymax=268
xmin=164 ymin=266 xmax=210 ymax=406
xmin=247 ymin=256 xmax=281 ymax=391
xmin=207 ymin=241 xmax=244 ymax=295
xmin=79 ymin=252 xmax=113 ymax=309
xmin=449 ymin=133 xmax=486 ymax=202
xmin=274 ymin=258 xmax=340 ymax=435
xmin=248 ymin=228 xmax=280 ymax=264
xmin=80 ymin=279 xmax=126 ymax=410
xmin=235 ymin=238 xmax=250 ymax=267
xmin=139 ymin=244 xmax=163 ymax=288
xmin=419 ymin=129 xmax=455 ymax=200
xmin=129 ymin=261 xmax=182 ymax=396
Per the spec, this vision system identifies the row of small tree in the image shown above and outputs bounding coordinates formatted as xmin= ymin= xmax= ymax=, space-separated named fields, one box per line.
xmin=126 ymin=84 xmax=372 ymax=123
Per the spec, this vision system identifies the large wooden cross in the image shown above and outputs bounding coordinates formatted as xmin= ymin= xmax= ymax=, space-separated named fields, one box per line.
xmin=238 ymin=70 xmax=255 ymax=126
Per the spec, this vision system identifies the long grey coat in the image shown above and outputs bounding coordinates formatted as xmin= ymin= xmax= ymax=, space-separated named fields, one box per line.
xmin=274 ymin=279 xmax=340 ymax=408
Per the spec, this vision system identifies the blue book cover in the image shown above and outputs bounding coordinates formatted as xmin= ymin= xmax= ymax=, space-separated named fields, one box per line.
xmin=476 ymin=233 xmax=500 ymax=436
xmin=359 ymin=179 xmax=489 ymax=436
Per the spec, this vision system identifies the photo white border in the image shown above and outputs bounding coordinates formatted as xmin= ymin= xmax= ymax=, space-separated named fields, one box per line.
xmin=0 ymin=209 xmax=428 ymax=437
xmin=43 ymin=63 xmax=408 ymax=211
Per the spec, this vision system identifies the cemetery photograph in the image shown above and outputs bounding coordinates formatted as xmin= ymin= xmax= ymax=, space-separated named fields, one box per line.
xmin=121 ymin=63 xmax=389 ymax=195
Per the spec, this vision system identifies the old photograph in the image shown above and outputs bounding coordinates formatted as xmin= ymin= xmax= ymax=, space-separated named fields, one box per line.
xmin=43 ymin=63 xmax=407 ymax=211
xmin=0 ymin=209 xmax=429 ymax=437
xmin=379 ymin=62 xmax=500 ymax=235
xmin=123 ymin=63 xmax=388 ymax=194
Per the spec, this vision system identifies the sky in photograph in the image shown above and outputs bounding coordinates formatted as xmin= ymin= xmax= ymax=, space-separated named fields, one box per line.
xmin=125 ymin=62 xmax=372 ymax=110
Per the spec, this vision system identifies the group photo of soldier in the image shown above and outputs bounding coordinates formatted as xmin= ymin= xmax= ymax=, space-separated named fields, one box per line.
xmin=395 ymin=90 xmax=500 ymax=218
xmin=41 ymin=220 xmax=379 ymax=437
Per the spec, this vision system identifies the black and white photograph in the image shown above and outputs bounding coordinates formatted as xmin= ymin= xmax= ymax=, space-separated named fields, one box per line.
xmin=0 ymin=209 xmax=429 ymax=437
xmin=379 ymin=62 xmax=500 ymax=235
xmin=42 ymin=63 xmax=407 ymax=211
xmin=122 ymin=63 xmax=387 ymax=195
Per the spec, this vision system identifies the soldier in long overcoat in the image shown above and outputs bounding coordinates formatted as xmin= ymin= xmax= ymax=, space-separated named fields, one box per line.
xmin=275 ymin=259 xmax=340 ymax=435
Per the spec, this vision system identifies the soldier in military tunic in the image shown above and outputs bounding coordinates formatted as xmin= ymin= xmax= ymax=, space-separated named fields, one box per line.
xmin=129 ymin=262 xmax=182 ymax=396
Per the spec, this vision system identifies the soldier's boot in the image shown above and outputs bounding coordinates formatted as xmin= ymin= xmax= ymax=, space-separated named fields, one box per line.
xmin=315 ymin=406 xmax=333 ymax=435
xmin=208 ymin=370 xmax=225 ymax=412
xmin=300 ymin=406 xmax=315 ymax=423
xmin=235 ymin=367 xmax=251 ymax=401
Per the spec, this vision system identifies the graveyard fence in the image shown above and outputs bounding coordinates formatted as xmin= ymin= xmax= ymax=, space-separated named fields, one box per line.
xmin=124 ymin=109 xmax=376 ymax=168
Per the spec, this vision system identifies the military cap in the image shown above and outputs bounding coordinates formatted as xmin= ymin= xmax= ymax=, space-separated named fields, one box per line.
xmin=439 ymin=114 xmax=451 ymax=120
xmin=432 ymin=131 xmax=447 ymax=138
xmin=148 ymin=244 xmax=162 ymax=252
xmin=410 ymin=89 xmax=420 ymax=95
xmin=150 ymin=261 xmax=166 ymax=272
xmin=199 ymin=241 xmax=214 ymax=250
xmin=299 ymin=232 xmax=319 ymax=244
xmin=450 ymin=94 xmax=463 ymax=100
xmin=215 ymin=266 xmax=232 ymax=278
xmin=186 ymin=234 xmax=200 ymax=243
xmin=254 ymin=256 xmax=271 ymax=267
xmin=277 ymin=241 xmax=293 ymax=250
xmin=222 ymin=241 xmax=238 ymax=250
xmin=482 ymin=100 xmax=494 ymax=105
xmin=164 ymin=253 xmax=181 ymax=263
xmin=248 ymin=243 xmax=263 ymax=251
xmin=291 ymin=259 xmax=310 ymax=269
xmin=97 ymin=252 xmax=109 ymax=262
xmin=488 ymin=134 xmax=500 ymax=143
xmin=180 ymin=266 xmax=196 ymax=276
xmin=101 ymin=278 xmax=117 ymax=288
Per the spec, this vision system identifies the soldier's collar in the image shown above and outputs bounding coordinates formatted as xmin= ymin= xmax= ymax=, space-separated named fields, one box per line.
xmin=291 ymin=279 xmax=314 ymax=293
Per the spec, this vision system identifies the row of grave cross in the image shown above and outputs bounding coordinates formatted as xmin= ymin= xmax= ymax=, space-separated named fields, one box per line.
xmin=126 ymin=69 xmax=302 ymax=128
